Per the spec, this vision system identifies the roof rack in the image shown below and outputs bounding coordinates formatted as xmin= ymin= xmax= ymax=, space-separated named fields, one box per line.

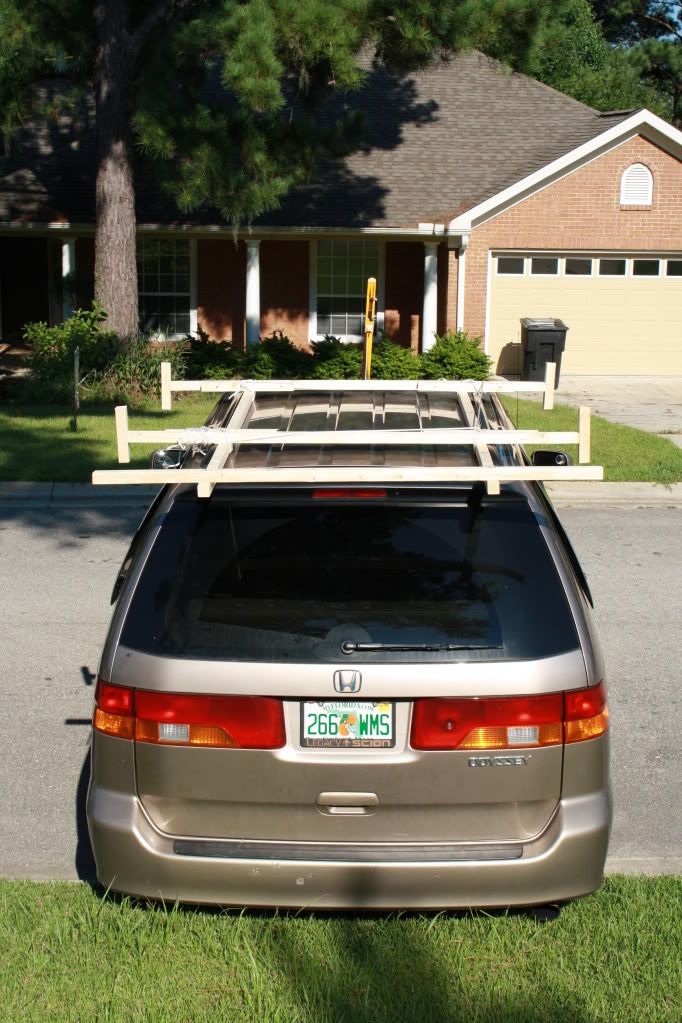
xmin=92 ymin=360 xmax=603 ymax=497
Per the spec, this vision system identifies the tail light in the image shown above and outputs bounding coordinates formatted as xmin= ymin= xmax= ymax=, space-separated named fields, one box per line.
xmin=565 ymin=683 xmax=609 ymax=743
xmin=411 ymin=682 xmax=608 ymax=750
xmin=312 ymin=488 xmax=387 ymax=500
xmin=93 ymin=681 xmax=285 ymax=749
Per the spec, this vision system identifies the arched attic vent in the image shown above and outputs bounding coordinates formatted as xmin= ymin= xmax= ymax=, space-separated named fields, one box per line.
xmin=620 ymin=163 xmax=653 ymax=205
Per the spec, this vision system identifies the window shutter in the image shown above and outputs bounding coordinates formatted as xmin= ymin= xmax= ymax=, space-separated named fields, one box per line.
xmin=620 ymin=164 xmax=653 ymax=205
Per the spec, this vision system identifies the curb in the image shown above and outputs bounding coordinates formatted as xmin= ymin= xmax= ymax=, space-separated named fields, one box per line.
xmin=0 ymin=481 xmax=681 ymax=509
xmin=0 ymin=482 xmax=160 ymax=508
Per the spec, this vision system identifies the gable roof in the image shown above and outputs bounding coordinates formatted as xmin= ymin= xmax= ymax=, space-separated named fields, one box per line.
xmin=0 ymin=50 xmax=662 ymax=231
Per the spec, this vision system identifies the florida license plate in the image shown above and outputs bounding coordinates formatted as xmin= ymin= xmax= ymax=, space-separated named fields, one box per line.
xmin=301 ymin=701 xmax=395 ymax=748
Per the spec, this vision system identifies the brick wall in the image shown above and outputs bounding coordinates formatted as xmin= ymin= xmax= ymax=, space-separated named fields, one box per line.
xmin=197 ymin=239 xmax=245 ymax=345
xmin=259 ymin=240 xmax=309 ymax=347
xmin=464 ymin=134 xmax=682 ymax=341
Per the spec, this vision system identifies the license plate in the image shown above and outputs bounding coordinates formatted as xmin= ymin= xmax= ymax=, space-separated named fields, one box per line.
xmin=301 ymin=701 xmax=395 ymax=748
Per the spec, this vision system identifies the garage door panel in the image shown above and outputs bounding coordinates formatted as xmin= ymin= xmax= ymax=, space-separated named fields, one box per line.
xmin=488 ymin=266 xmax=682 ymax=375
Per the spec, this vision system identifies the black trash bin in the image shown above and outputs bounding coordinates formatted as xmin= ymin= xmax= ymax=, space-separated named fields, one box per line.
xmin=521 ymin=318 xmax=568 ymax=386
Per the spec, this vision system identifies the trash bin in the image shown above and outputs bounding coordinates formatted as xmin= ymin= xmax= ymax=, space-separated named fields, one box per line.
xmin=521 ymin=318 xmax=568 ymax=386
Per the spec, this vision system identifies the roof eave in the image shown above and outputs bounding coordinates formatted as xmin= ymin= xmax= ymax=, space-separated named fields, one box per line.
xmin=448 ymin=110 xmax=682 ymax=233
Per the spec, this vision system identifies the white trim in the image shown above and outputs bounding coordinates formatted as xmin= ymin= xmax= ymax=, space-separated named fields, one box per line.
xmin=483 ymin=250 xmax=493 ymax=355
xmin=449 ymin=110 xmax=682 ymax=232
xmin=308 ymin=239 xmax=317 ymax=342
xmin=189 ymin=238 xmax=198 ymax=334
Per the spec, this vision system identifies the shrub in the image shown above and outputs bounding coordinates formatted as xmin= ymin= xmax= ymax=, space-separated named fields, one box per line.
xmin=310 ymin=336 xmax=363 ymax=378
xmin=25 ymin=303 xmax=121 ymax=378
xmin=243 ymin=331 xmax=313 ymax=379
xmin=82 ymin=339 xmax=187 ymax=403
xmin=371 ymin=336 xmax=421 ymax=379
xmin=420 ymin=330 xmax=490 ymax=380
xmin=184 ymin=327 xmax=246 ymax=380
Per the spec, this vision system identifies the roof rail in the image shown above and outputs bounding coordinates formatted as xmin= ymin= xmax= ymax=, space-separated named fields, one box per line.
xmin=92 ymin=361 xmax=603 ymax=498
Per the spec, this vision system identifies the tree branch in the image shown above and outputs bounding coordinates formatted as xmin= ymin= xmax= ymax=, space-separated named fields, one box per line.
xmin=644 ymin=12 xmax=682 ymax=44
xmin=131 ymin=0 xmax=200 ymax=62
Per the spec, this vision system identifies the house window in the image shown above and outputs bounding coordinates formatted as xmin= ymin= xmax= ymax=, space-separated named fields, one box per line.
xmin=497 ymin=256 xmax=525 ymax=275
xmin=666 ymin=260 xmax=682 ymax=277
xmin=620 ymin=164 xmax=653 ymax=206
xmin=565 ymin=257 xmax=592 ymax=276
xmin=599 ymin=258 xmax=626 ymax=276
xmin=632 ymin=259 xmax=660 ymax=277
xmin=316 ymin=239 xmax=379 ymax=337
xmin=137 ymin=238 xmax=191 ymax=336
xmin=530 ymin=257 xmax=558 ymax=275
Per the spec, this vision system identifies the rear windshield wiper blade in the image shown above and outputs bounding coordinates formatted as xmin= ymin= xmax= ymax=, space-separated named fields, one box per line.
xmin=340 ymin=641 xmax=502 ymax=654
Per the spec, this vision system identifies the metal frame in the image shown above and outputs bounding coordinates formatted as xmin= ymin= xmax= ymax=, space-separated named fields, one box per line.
xmin=94 ymin=360 xmax=603 ymax=497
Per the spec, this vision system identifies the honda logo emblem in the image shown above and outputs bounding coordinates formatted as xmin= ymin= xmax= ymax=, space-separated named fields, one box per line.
xmin=333 ymin=670 xmax=362 ymax=694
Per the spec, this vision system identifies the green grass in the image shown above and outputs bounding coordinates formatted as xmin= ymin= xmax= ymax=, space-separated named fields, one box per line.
xmin=502 ymin=397 xmax=682 ymax=484
xmin=0 ymin=876 xmax=679 ymax=1022
xmin=1 ymin=394 xmax=681 ymax=484
xmin=0 ymin=397 xmax=216 ymax=482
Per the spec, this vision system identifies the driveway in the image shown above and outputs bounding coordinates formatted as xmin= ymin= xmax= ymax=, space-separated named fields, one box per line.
xmin=556 ymin=375 xmax=682 ymax=447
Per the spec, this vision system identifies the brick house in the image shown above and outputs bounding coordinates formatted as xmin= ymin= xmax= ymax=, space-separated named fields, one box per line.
xmin=1 ymin=51 xmax=681 ymax=374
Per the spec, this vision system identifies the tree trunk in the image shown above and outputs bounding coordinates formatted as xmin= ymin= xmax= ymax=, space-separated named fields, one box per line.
xmin=93 ymin=0 xmax=138 ymax=341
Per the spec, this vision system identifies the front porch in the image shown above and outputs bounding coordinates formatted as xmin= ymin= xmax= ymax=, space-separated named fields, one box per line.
xmin=0 ymin=232 xmax=463 ymax=351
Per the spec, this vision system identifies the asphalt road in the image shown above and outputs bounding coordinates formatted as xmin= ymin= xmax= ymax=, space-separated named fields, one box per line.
xmin=0 ymin=500 xmax=680 ymax=881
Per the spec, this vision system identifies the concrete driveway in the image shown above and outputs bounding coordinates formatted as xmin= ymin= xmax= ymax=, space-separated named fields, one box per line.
xmin=556 ymin=375 xmax=682 ymax=446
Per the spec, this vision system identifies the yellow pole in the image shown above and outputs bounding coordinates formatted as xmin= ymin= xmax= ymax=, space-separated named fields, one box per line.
xmin=362 ymin=277 xmax=377 ymax=380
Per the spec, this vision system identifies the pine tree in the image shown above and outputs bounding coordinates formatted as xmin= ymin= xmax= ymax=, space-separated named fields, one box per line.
xmin=0 ymin=0 xmax=551 ymax=339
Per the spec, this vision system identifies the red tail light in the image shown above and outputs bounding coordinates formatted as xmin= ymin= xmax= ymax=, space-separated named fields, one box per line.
xmin=312 ymin=488 xmax=387 ymax=500
xmin=411 ymin=683 xmax=608 ymax=750
xmin=93 ymin=681 xmax=285 ymax=749
xmin=565 ymin=682 xmax=609 ymax=744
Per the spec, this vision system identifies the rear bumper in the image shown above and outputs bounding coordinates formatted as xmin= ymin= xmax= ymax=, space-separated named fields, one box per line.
xmin=87 ymin=785 xmax=611 ymax=909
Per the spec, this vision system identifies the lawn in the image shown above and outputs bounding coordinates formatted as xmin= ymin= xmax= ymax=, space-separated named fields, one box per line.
xmin=502 ymin=397 xmax=682 ymax=485
xmin=0 ymin=876 xmax=679 ymax=1023
xmin=0 ymin=397 xmax=216 ymax=482
xmin=1 ymin=393 xmax=681 ymax=484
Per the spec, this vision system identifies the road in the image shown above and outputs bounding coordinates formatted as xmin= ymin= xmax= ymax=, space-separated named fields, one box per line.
xmin=0 ymin=499 xmax=680 ymax=881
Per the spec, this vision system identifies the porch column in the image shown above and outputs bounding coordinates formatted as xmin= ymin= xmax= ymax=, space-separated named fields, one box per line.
xmin=245 ymin=239 xmax=261 ymax=348
xmin=421 ymin=241 xmax=438 ymax=351
xmin=62 ymin=238 xmax=76 ymax=320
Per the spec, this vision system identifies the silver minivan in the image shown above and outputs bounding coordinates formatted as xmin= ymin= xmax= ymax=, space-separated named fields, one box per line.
xmin=87 ymin=387 xmax=610 ymax=909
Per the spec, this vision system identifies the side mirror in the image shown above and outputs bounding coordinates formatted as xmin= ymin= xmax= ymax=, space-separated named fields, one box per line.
xmin=532 ymin=450 xmax=571 ymax=467
xmin=151 ymin=445 xmax=185 ymax=469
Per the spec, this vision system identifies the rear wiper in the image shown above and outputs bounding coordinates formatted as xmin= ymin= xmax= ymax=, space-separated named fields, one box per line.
xmin=340 ymin=641 xmax=501 ymax=654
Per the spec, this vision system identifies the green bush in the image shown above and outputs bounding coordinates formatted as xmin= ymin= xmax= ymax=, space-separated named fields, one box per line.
xmin=184 ymin=327 xmax=246 ymax=380
xmin=243 ymin=331 xmax=314 ymax=379
xmin=420 ymin=330 xmax=490 ymax=380
xmin=371 ymin=336 xmax=421 ymax=379
xmin=82 ymin=340 xmax=187 ymax=403
xmin=310 ymin=336 xmax=363 ymax=378
xmin=25 ymin=303 xmax=120 ymax=378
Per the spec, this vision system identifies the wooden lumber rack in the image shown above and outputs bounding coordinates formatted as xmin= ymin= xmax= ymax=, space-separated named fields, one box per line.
xmin=92 ymin=360 xmax=603 ymax=498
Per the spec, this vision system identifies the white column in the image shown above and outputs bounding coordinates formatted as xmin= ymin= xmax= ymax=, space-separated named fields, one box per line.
xmin=62 ymin=238 xmax=76 ymax=321
xmin=245 ymin=239 xmax=261 ymax=348
xmin=456 ymin=233 xmax=469 ymax=332
xmin=421 ymin=241 xmax=438 ymax=351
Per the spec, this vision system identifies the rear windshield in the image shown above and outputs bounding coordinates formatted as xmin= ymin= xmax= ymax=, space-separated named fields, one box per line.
xmin=121 ymin=495 xmax=579 ymax=663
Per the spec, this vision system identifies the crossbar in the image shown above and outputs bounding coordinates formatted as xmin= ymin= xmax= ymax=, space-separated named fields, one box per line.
xmin=159 ymin=361 xmax=556 ymax=408
xmin=93 ymin=464 xmax=603 ymax=486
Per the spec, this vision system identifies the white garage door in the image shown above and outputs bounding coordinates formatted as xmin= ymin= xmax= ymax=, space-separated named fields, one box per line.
xmin=487 ymin=253 xmax=682 ymax=375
